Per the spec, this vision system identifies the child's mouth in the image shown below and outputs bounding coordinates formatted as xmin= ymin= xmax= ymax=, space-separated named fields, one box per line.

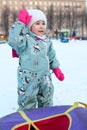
xmin=38 ymin=30 xmax=44 ymax=33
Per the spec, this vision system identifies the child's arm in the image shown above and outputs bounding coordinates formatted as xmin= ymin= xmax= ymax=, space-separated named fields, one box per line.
xmin=8 ymin=9 xmax=32 ymax=54
xmin=48 ymin=41 xmax=65 ymax=81
xmin=8 ymin=22 xmax=28 ymax=54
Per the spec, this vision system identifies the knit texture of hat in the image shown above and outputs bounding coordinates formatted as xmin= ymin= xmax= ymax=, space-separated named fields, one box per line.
xmin=27 ymin=9 xmax=47 ymax=28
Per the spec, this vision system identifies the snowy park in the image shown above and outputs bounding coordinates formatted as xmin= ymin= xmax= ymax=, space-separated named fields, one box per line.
xmin=0 ymin=39 xmax=87 ymax=118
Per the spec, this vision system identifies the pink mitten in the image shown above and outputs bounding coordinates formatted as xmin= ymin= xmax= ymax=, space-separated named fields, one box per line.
xmin=18 ymin=9 xmax=32 ymax=25
xmin=53 ymin=68 xmax=64 ymax=81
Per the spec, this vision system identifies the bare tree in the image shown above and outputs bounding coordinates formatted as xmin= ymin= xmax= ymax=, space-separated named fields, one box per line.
xmin=47 ymin=4 xmax=54 ymax=29
xmin=81 ymin=10 xmax=85 ymax=37
xmin=13 ymin=10 xmax=18 ymax=22
xmin=1 ymin=5 xmax=9 ymax=35
xmin=57 ymin=7 xmax=62 ymax=30
xmin=85 ymin=12 xmax=87 ymax=36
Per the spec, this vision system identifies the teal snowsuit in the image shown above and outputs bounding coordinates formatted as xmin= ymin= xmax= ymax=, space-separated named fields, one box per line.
xmin=8 ymin=21 xmax=60 ymax=110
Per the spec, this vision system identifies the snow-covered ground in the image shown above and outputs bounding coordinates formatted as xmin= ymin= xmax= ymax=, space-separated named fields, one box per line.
xmin=0 ymin=39 xmax=87 ymax=118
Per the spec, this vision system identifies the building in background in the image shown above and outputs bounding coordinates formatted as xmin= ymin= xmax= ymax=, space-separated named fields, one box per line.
xmin=0 ymin=0 xmax=86 ymax=38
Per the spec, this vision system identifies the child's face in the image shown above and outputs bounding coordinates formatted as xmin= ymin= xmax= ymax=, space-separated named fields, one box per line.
xmin=30 ymin=20 xmax=46 ymax=36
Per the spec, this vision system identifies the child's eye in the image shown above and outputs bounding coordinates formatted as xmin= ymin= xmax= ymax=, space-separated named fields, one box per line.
xmin=36 ymin=22 xmax=40 ymax=25
xmin=42 ymin=22 xmax=45 ymax=25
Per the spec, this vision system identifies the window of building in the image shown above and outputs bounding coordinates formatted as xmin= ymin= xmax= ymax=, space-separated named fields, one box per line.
xmin=54 ymin=7 xmax=56 ymax=12
xmin=73 ymin=2 xmax=76 ymax=6
xmin=61 ymin=2 xmax=64 ymax=6
xmin=9 ymin=1 xmax=12 ymax=4
xmin=48 ymin=2 xmax=51 ymax=6
xmin=57 ymin=2 xmax=60 ymax=6
xmin=53 ymin=2 xmax=56 ymax=6
xmin=29 ymin=1 xmax=33 ymax=5
xmin=29 ymin=7 xmax=33 ymax=9
xmin=77 ymin=2 xmax=80 ymax=7
xmin=2 ymin=1 xmax=6 ymax=5
xmin=24 ymin=2 xmax=27 ymax=5
xmin=44 ymin=2 xmax=46 ymax=5
xmin=69 ymin=2 xmax=72 ymax=6
xmin=10 ymin=7 xmax=13 ymax=10
xmin=44 ymin=7 xmax=47 ymax=11
xmin=39 ymin=1 xmax=42 ymax=5
xmin=35 ymin=1 xmax=37 ymax=5
xmin=20 ymin=1 xmax=23 ymax=5
xmin=14 ymin=1 xmax=17 ymax=4
xmin=15 ymin=6 xmax=18 ymax=10
xmin=65 ymin=3 xmax=68 ymax=6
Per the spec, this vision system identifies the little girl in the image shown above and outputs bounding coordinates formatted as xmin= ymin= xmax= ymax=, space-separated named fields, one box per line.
xmin=8 ymin=9 xmax=65 ymax=110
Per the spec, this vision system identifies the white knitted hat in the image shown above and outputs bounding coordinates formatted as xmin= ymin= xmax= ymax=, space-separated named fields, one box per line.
xmin=27 ymin=9 xmax=47 ymax=28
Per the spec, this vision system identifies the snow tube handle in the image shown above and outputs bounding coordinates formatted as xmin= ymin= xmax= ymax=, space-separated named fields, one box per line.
xmin=74 ymin=102 xmax=87 ymax=108
xmin=65 ymin=102 xmax=87 ymax=114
